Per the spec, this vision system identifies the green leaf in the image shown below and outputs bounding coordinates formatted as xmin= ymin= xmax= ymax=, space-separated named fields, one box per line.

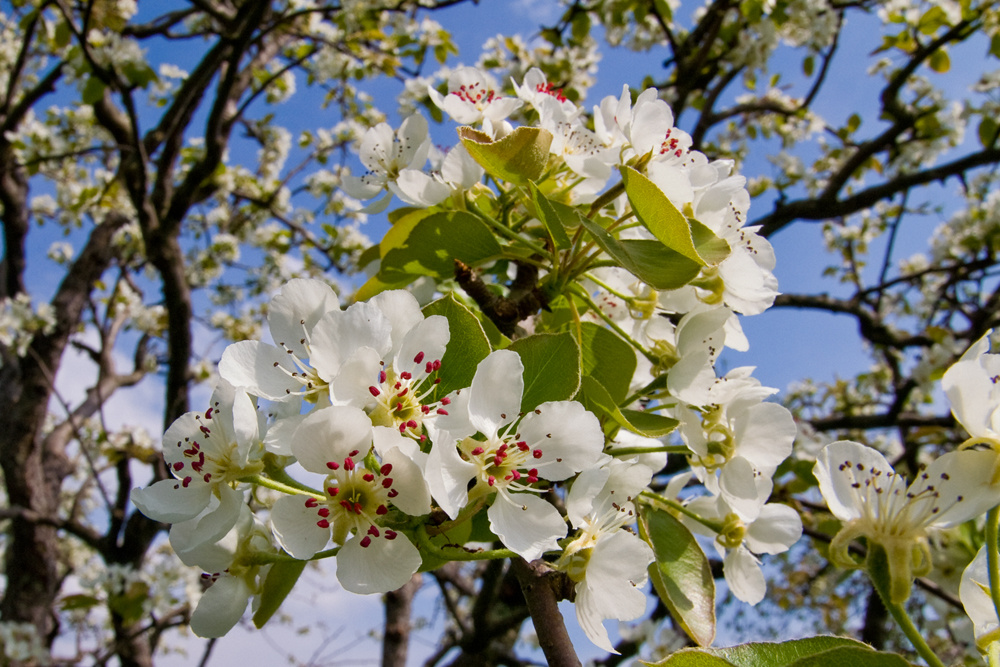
xmin=507 ymin=332 xmax=581 ymax=412
xmin=528 ymin=181 xmax=572 ymax=250
xmin=82 ymin=76 xmax=106 ymax=105
xmin=107 ymin=581 xmax=149 ymax=625
xmin=979 ymin=116 xmax=998 ymax=148
xmin=579 ymin=322 xmax=636 ymax=403
xmin=644 ymin=638 xmax=915 ymax=667
xmin=59 ymin=594 xmax=101 ymax=612
xmin=928 ymin=48 xmax=950 ymax=73
xmin=379 ymin=210 xmax=502 ymax=282
xmin=621 ymin=167 xmax=729 ymax=266
xmin=253 ymin=559 xmax=307 ymax=629
xmin=458 ymin=126 xmax=553 ymax=185
xmin=577 ymin=215 xmax=702 ymax=289
xmin=422 ymin=294 xmax=492 ymax=396
xmin=577 ymin=376 xmax=678 ymax=437
xmin=802 ymin=55 xmax=814 ymax=77
xmin=640 ymin=507 xmax=716 ymax=647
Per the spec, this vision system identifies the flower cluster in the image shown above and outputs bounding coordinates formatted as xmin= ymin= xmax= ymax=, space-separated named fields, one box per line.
xmin=133 ymin=67 xmax=802 ymax=652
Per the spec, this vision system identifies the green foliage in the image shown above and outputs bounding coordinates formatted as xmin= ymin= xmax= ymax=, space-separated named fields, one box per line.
xmin=644 ymin=637 xmax=914 ymax=667
xmin=423 ymin=294 xmax=493 ymax=395
xmin=252 ymin=560 xmax=308 ymax=629
xmin=508 ymin=332 xmax=581 ymax=411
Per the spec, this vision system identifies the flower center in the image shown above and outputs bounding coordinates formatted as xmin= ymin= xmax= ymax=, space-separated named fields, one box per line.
xmin=459 ymin=433 xmax=542 ymax=494
xmin=367 ymin=351 xmax=449 ymax=437
xmin=170 ymin=402 xmax=263 ymax=488
xmin=301 ymin=452 xmax=400 ymax=548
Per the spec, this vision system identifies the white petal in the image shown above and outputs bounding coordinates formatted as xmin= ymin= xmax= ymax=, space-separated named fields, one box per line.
xmin=745 ymin=503 xmax=802 ymax=555
xmin=190 ymin=575 xmax=252 ymax=638
xmin=291 ymin=406 xmax=373 ymax=474
xmin=724 ymin=546 xmax=766 ymax=604
xmin=814 ymin=440 xmax=893 ymax=522
xmin=960 ymin=546 xmax=1000 ymax=645
xmin=718 ymin=456 xmax=770 ymax=523
xmin=130 ymin=479 xmax=212 ymax=524
xmin=488 ymin=493 xmax=565 ymax=561
xmin=268 ymin=279 xmax=340 ymax=359
xmin=310 ymin=301 xmax=392 ymax=381
xmin=733 ymin=402 xmax=795 ymax=475
xmin=566 ymin=466 xmax=612 ymax=527
xmin=392 ymin=170 xmax=451 ymax=208
xmin=270 ymin=494 xmax=331 ymax=559
xmin=469 ymin=350 xmax=524 ymax=436
xmin=426 ymin=436 xmax=476 ymax=518
xmin=517 ymin=401 xmax=604 ymax=480
xmin=336 ymin=532 xmax=421 ymax=594
xmin=371 ymin=290 xmax=424 ymax=357
xmin=393 ymin=314 xmax=450 ymax=378
xmin=330 ymin=346 xmax=382 ymax=409
xmin=382 ymin=446 xmax=432 ymax=517
xmin=219 ymin=341 xmax=298 ymax=400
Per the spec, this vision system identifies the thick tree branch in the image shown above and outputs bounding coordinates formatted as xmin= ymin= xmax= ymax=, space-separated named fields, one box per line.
xmin=510 ymin=558 xmax=580 ymax=667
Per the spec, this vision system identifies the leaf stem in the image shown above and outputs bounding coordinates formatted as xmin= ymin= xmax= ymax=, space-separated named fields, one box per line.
xmin=639 ymin=490 xmax=724 ymax=534
xmin=415 ymin=524 xmax=516 ymax=561
xmin=244 ymin=474 xmax=323 ymax=500
xmin=882 ymin=598 xmax=947 ymax=667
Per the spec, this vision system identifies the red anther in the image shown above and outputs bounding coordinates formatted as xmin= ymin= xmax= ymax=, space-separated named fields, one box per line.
xmin=394 ymin=382 xmax=401 ymax=390
xmin=368 ymin=525 xmax=380 ymax=537
xmin=406 ymin=419 xmax=418 ymax=429
xmin=350 ymin=450 xmax=360 ymax=457
xmin=327 ymin=461 xmax=340 ymax=470
xmin=379 ymin=370 xmax=387 ymax=384
xmin=471 ymin=447 xmax=485 ymax=456
xmin=327 ymin=487 xmax=338 ymax=496
xmin=184 ymin=447 xmax=198 ymax=456
xmin=305 ymin=497 xmax=319 ymax=508
xmin=380 ymin=463 xmax=393 ymax=475
xmin=533 ymin=449 xmax=543 ymax=459
xmin=414 ymin=351 xmax=425 ymax=364
xmin=441 ymin=396 xmax=451 ymax=406
xmin=400 ymin=371 xmax=412 ymax=380
xmin=436 ymin=409 xmax=449 ymax=416
xmin=498 ymin=444 xmax=508 ymax=453
xmin=363 ymin=473 xmax=375 ymax=482
xmin=344 ymin=457 xmax=355 ymax=471
xmin=353 ymin=502 xmax=363 ymax=514
xmin=433 ymin=378 xmax=441 ymax=384
xmin=203 ymin=473 xmax=212 ymax=483
xmin=205 ymin=407 xmax=214 ymax=419
xmin=387 ymin=489 xmax=399 ymax=498
xmin=369 ymin=386 xmax=381 ymax=397
xmin=494 ymin=456 xmax=504 ymax=467
xmin=317 ymin=507 xmax=330 ymax=518
xmin=360 ymin=536 xmax=371 ymax=548
xmin=317 ymin=519 xmax=330 ymax=528
xmin=505 ymin=475 xmax=512 ymax=481
xmin=528 ymin=476 xmax=539 ymax=484
xmin=425 ymin=361 xmax=434 ymax=374
xmin=385 ymin=530 xmax=397 ymax=540
xmin=191 ymin=461 xmax=203 ymax=473
xmin=376 ymin=504 xmax=388 ymax=515
xmin=421 ymin=405 xmax=431 ymax=414
xmin=199 ymin=425 xmax=211 ymax=436
xmin=511 ymin=470 xmax=522 ymax=481
xmin=395 ymin=402 xmax=403 ymax=412
xmin=340 ymin=500 xmax=352 ymax=511
xmin=432 ymin=360 xmax=441 ymax=371
xmin=488 ymin=475 xmax=496 ymax=486
xmin=399 ymin=423 xmax=407 ymax=434
xmin=397 ymin=387 xmax=409 ymax=398
xmin=173 ymin=462 xmax=184 ymax=471
xmin=182 ymin=476 xmax=192 ymax=488
xmin=420 ymin=435 xmax=427 ymax=442
xmin=517 ymin=441 xmax=528 ymax=451
xmin=529 ymin=468 xmax=538 ymax=476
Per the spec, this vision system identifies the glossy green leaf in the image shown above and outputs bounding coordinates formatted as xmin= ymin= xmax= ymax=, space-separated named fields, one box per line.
xmin=458 ymin=125 xmax=553 ymax=185
xmin=528 ymin=181 xmax=572 ymax=250
xmin=577 ymin=214 xmax=702 ymax=289
xmin=508 ymin=332 xmax=581 ymax=412
xmin=644 ymin=638 xmax=914 ymax=667
xmin=640 ymin=507 xmax=716 ymax=647
xmin=378 ymin=210 xmax=502 ymax=282
xmin=423 ymin=294 xmax=492 ymax=396
xmin=622 ymin=167 xmax=729 ymax=266
xmin=253 ymin=559 xmax=307 ymax=629
xmin=59 ymin=594 xmax=101 ymax=612
xmin=979 ymin=117 xmax=998 ymax=148
xmin=928 ymin=48 xmax=950 ymax=73
xmin=579 ymin=322 xmax=636 ymax=403
xmin=577 ymin=376 xmax=678 ymax=438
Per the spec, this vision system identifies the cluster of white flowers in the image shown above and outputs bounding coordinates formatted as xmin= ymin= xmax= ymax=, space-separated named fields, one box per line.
xmin=0 ymin=293 xmax=57 ymax=357
xmin=133 ymin=67 xmax=804 ymax=653
xmin=0 ymin=622 xmax=49 ymax=665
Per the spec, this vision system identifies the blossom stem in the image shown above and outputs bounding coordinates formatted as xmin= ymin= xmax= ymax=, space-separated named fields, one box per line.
xmin=986 ymin=507 xmax=1000 ymax=629
xmin=239 ymin=546 xmax=340 ymax=566
xmin=471 ymin=207 xmax=550 ymax=257
xmin=989 ymin=641 xmax=1000 ymax=667
xmin=883 ymin=598 xmax=946 ymax=667
xmin=244 ymin=474 xmax=323 ymax=500
xmin=424 ymin=497 xmax=486 ymax=537
xmin=569 ymin=284 xmax=658 ymax=364
xmin=415 ymin=524 xmax=515 ymax=561
xmin=639 ymin=491 xmax=725 ymax=534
